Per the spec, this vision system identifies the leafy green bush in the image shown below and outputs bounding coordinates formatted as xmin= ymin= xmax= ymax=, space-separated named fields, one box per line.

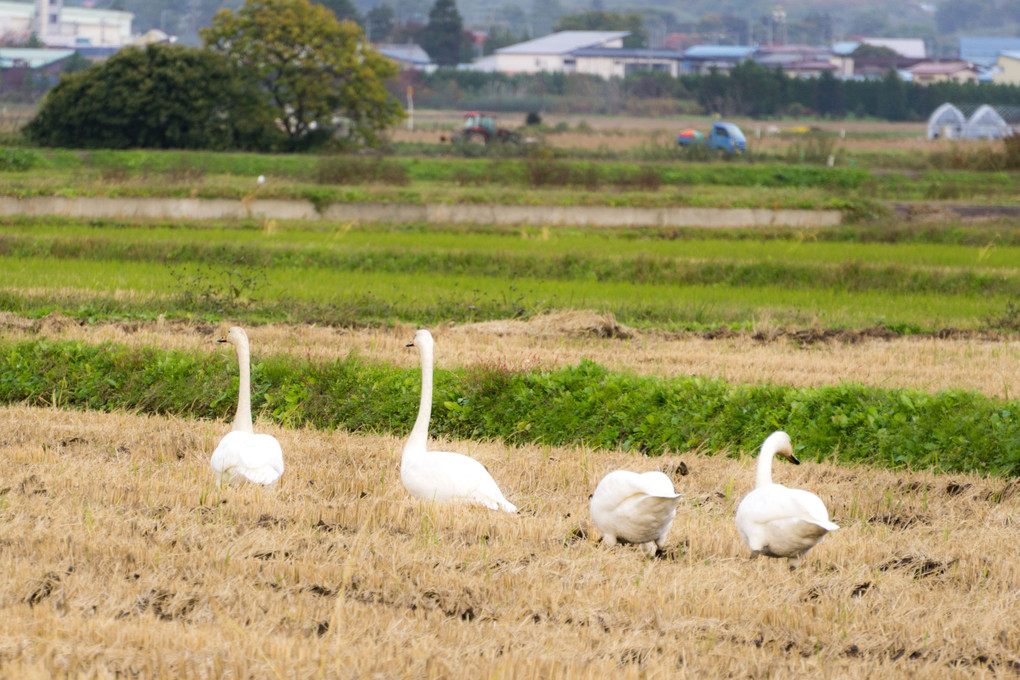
xmin=2 ymin=339 xmax=1018 ymax=477
xmin=0 ymin=147 xmax=42 ymax=171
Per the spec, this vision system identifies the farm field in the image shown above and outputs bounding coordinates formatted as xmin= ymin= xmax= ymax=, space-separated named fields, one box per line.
xmin=1 ymin=117 xmax=1020 ymax=677
xmin=2 ymin=404 xmax=1019 ymax=678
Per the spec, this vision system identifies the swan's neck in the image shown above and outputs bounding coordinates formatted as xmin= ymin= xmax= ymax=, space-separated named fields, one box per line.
xmin=404 ymin=344 xmax=433 ymax=457
xmin=232 ymin=338 xmax=254 ymax=434
xmin=755 ymin=446 xmax=775 ymax=489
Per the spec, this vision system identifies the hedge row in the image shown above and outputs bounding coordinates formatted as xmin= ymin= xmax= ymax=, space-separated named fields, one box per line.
xmin=1 ymin=339 xmax=1018 ymax=477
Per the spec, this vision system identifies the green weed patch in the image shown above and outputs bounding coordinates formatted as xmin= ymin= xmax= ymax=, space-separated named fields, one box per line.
xmin=1 ymin=339 xmax=1018 ymax=477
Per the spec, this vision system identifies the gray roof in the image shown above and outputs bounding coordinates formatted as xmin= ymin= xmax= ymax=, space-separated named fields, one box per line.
xmin=0 ymin=47 xmax=76 ymax=68
xmin=572 ymin=47 xmax=684 ymax=59
xmin=496 ymin=31 xmax=630 ymax=55
xmin=375 ymin=43 xmax=432 ymax=65
xmin=683 ymin=45 xmax=756 ymax=60
xmin=960 ymin=37 xmax=1020 ymax=66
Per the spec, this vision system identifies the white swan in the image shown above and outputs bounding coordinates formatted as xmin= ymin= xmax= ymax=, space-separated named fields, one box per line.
xmin=590 ymin=470 xmax=682 ymax=555
xmin=401 ymin=329 xmax=517 ymax=513
xmin=210 ymin=326 xmax=284 ymax=486
xmin=735 ymin=431 xmax=838 ymax=568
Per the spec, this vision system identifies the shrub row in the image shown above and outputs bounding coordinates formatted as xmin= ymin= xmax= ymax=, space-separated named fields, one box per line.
xmin=1 ymin=339 xmax=1018 ymax=477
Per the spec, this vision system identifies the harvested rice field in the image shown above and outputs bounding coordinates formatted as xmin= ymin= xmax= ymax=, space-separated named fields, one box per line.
xmin=1 ymin=403 xmax=1018 ymax=679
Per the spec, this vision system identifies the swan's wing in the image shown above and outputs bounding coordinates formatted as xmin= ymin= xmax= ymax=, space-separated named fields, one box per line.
xmin=211 ymin=431 xmax=284 ymax=486
xmin=402 ymin=450 xmax=516 ymax=513
xmin=737 ymin=485 xmax=837 ymax=530
xmin=592 ymin=470 xmax=679 ymax=510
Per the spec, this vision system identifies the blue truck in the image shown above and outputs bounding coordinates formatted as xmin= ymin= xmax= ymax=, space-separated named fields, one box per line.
xmin=676 ymin=122 xmax=747 ymax=154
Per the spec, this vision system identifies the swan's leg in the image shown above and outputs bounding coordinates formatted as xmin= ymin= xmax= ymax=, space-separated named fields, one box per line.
xmin=640 ymin=541 xmax=658 ymax=556
xmin=788 ymin=556 xmax=802 ymax=570
xmin=602 ymin=534 xmax=618 ymax=547
xmin=749 ymin=550 xmax=761 ymax=560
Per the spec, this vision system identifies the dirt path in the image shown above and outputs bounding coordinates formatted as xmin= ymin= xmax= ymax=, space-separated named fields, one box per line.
xmin=3 ymin=311 xmax=1019 ymax=399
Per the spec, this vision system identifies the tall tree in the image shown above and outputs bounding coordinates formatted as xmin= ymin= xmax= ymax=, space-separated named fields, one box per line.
xmin=202 ymin=0 xmax=403 ymax=147
xmin=366 ymin=5 xmax=396 ymax=42
xmin=553 ymin=11 xmax=647 ymax=48
xmin=315 ymin=0 xmax=362 ymax=25
xmin=26 ymin=44 xmax=275 ymax=150
xmin=422 ymin=0 xmax=469 ymax=66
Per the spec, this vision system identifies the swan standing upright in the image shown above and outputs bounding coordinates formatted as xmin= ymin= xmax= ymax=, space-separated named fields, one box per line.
xmin=210 ymin=327 xmax=284 ymax=486
xmin=735 ymin=431 xmax=838 ymax=568
xmin=590 ymin=470 xmax=682 ymax=555
xmin=402 ymin=329 xmax=517 ymax=513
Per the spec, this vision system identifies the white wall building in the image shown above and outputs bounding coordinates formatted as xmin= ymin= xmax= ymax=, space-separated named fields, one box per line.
xmin=487 ymin=31 xmax=629 ymax=75
xmin=0 ymin=0 xmax=132 ymax=48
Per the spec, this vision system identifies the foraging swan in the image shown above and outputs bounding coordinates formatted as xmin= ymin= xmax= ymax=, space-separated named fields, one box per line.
xmin=590 ymin=470 xmax=682 ymax=555
xmin=735 ymin=431 xmax=838 ymax=568
xmin=210 ymin=326 xmax=284 ymax=486
xmin=402 ymin=329 xmax=516 ymax=513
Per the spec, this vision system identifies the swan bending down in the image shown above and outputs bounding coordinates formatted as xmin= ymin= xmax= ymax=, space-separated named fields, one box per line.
xmin=210 ymin=327 xmax=284 ymax=486
xmin=735 ymin=431 xmax=838 ymax=568
xmin=402 ymin=329 xmax=516 ymax=513
xmin=590 ymin=470 xmax=682 ymax=555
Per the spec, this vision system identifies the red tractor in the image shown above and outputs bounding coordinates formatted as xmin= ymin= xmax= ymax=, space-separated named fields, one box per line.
xmin=453 ymin=111 xmax=521 ymax=145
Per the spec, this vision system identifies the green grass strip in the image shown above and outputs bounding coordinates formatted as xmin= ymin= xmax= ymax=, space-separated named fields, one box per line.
xmin=1 ymin=338 xmax=1018 ymax=477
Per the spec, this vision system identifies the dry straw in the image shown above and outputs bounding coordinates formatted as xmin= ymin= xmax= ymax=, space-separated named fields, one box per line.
xmin=0 ymin=402 xmax=1018 ymax=678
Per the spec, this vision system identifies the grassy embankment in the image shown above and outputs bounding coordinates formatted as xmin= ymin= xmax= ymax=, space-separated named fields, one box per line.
xmin=2 ymin=218 xmax=1019 ymax=333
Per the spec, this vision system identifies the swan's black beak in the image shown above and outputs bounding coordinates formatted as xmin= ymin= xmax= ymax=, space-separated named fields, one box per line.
xmin=217 ymin=338 xmax=227 ymax=343
xmin=788 ymin=454 xmax=801 ymax=465
xmin=405 ymin=341 xmax=414 ymax=347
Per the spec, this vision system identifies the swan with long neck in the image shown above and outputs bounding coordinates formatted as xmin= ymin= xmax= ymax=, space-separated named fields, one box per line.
xmin=210 ymin=326 xmax=284 ymax=486
xmin=735 ymin=431 xmax=838 ymax=568
xmin=402 ymin=329 xmax=516 ymax=513
xmin=590 ymin=469 xmax=682 ymax=555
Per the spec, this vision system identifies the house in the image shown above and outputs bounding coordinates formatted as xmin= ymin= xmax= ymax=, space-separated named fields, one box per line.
xmin=857 ymin=38 xmax=926 ymax=59
xmin=571 ymin=47 xmax=685 ymax=78
xmin=753 ymin=44 xmax=838 ymax=77
xmin=0 ymin=0 xmax=133 ymax=49
xmin=375 ymin=43 xmax=434 ymax=72
xmin=487 ymin=30 xmax=629 ymax=75
xmin=993 ymin=51 xmax=1020 ymax=85
xmin=906 ymin=61 xmax=979 ymax=85
xmin=959 ymin=36 xmax=1020 ymax=67
xmin=0 ymin=46 xmax=74 ymax=95
xmin=682 ymin=45 xmax=756 ymax=74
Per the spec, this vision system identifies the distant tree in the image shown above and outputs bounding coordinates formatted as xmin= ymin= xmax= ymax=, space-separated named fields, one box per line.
xmin=315 ymin=0 xmax=362 ymax=25
xmin=851 ymin=43 xmax=898 ymax=58
xmin=203 ymin=0 xmax=403 ymax=147
xmin=366 ymin=5 xmax=395 ymax=41
xmin=25 ymin=33 xmax=42 ymax=47
xmin=553 ymin=11 xmax=647 ymax=48
xmin=814 ymin=70 xmax=843 ymax=117
xmin=483 ymin=26 xmax=525 ymax=55
xmin=421 ymin=0 xmax=471 ymax=66
xmin=696 ymin=13 xmax=746 ymax=45
xmin=530 ymin=0 xmax=564 ymax=37
xmin=877 ymin=68 xmax=908 ymax=121
xmin=936 ymin=0 xmax=994 ymax=33
xmin=25 ymin=44 xmax=276 ymax=150
xmin=61 ymin=51 xmax=91 ymax=74
xmin=848 ymin=7 xmax=891 ymax=36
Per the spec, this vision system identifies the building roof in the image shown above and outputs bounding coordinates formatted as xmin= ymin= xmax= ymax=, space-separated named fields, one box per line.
xmin=495 ymin=31 xmax=629 ymax=56
xmin=0 ymin=47 xmax=75 ymax=69
xmin=1000 ymin=50 xmax=1020 ymax=62
xmin=960 ymin=36 xmax=1020 ymax=66
xmin=782 ymin=59 xmax=838 ymax=72
xmin=907 ymin=61 xmax=976 ymax=75
xmin=683 ymin=45 xmax=756 ymax=60
xmin=572 ymin=47 xmax=684 ymax=59
xmin=860 ymin=38 xmax=926 ymax=59
xmin=375 ymin=43 xmax=432 ymax=66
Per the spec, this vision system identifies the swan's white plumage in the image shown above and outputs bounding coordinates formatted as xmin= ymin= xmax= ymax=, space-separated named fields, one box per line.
xmin=211 ymin=326 xmax=284 ymax=486
xmin=590 ymin=470 xmax=681 ymax=554
xmin=402 ymin=329 xmax=516 ymax=513
xmin=735 ymin=431 xmax=837 ymax=567
xmin=211 ymin=431 xmax=284 ymax=486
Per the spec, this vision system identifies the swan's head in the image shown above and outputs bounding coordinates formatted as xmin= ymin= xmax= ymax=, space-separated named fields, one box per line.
xmin=762 ymin=430 xmax=799 ymax=465
xmin=218 ymin=326 xmax=249 ymax=347
xmin=406 ymin=329 xmax=434 ymax=351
